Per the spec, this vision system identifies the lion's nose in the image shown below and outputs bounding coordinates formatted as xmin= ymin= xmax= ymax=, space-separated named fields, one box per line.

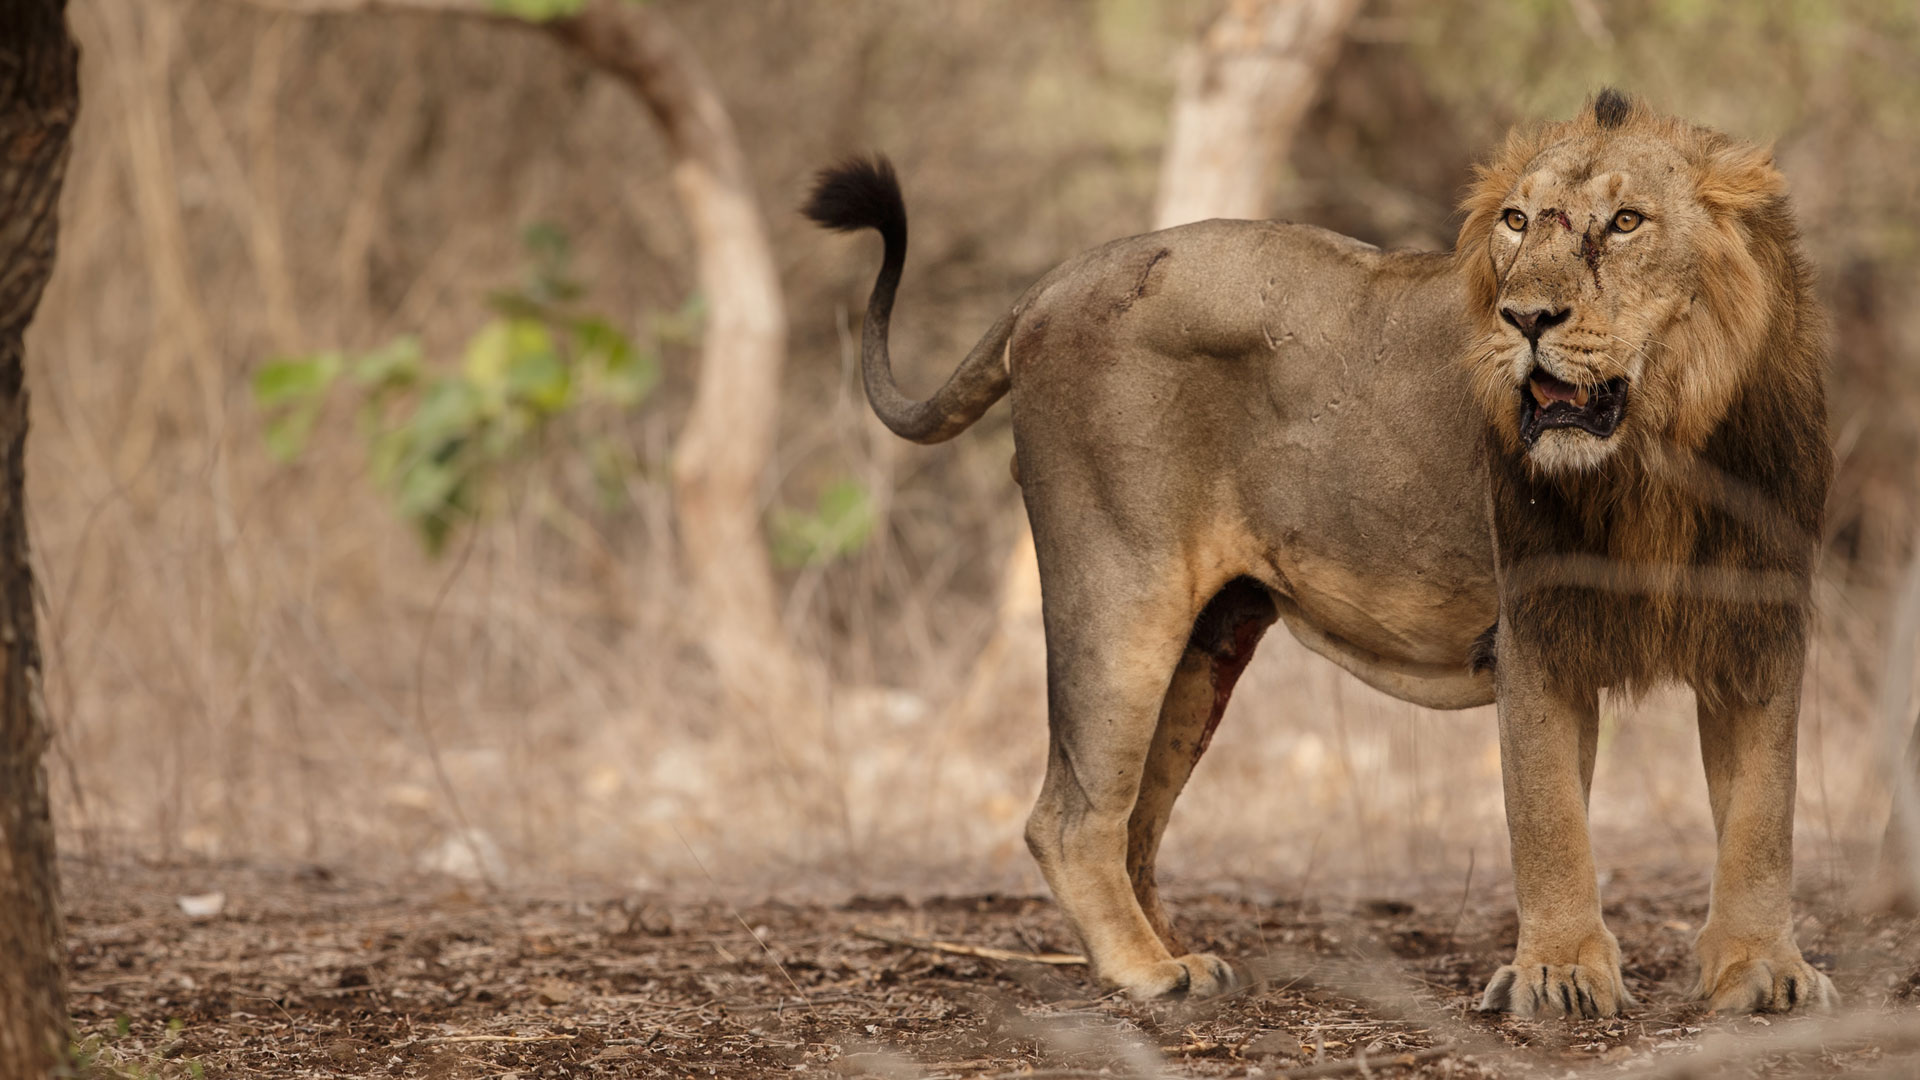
xmin=1500 ymin=305 xmax=1571 ymax=344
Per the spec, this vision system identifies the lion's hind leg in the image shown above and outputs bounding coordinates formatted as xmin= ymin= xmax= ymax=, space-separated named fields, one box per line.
xmin=1022 ymin=540 xmax=1250 ymax=1000
xmin=1127 ymin=578 xmax=1277 ymax=954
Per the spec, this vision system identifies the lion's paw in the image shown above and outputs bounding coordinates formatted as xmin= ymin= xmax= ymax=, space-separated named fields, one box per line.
xmin=1479 ymin=962 xmax=1629 ymax=1019
xmin=1694 ymin=932 xmax=1835 ymax=1014
xmin=1118 ymin=952 xmax=1237 ymax=1001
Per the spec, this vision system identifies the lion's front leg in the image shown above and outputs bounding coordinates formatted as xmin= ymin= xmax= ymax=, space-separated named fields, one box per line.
xmin=1479 ymin=626 xmax=1631 ymax=1019
xmin=1690 ymin=676 xmax=1835 ymax=1014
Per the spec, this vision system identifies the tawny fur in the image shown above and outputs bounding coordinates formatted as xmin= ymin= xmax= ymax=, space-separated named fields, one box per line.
xmin=809 ymin=89 xmax=1833 ymax=1017
xmin=1455 ymin=93 xmax=1829 ymax=707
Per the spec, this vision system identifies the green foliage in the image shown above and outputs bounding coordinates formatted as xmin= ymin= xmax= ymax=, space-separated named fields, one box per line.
xmin=485 ymin=0 xmax=589 ymax=21
xmin=253 ymin=224 xmax=665 ymax=553
xmin=770 ymin=478 xmax=876 ymax=569
xmin=252 ymin=352 xmax=342 ymax=462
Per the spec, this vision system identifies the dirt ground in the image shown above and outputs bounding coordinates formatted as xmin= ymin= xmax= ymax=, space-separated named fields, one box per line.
xmin=61 ymin=860 xmax=1920 ymax=1079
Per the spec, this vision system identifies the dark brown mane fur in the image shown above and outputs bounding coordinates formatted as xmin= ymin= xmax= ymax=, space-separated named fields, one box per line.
xmin=1486 ymin=176 xmax=1830 ymax=709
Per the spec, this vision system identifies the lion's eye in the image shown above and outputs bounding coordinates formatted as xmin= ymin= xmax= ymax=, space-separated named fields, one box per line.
xmin=1610 ymin=209 xmax=1643 ymax=233
xmin=1502 ymin=209 xmax=1528 ymax=232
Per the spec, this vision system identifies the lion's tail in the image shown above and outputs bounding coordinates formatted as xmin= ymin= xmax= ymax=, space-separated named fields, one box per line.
xmin=804 ymin=156 xmax=1013 ymax=444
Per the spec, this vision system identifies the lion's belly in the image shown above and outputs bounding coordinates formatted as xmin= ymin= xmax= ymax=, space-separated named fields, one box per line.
xmin=1244 ymin=329 xmax=1499 ymax=673
xmin=1274 ymin=546 xmax=1494 ymax=667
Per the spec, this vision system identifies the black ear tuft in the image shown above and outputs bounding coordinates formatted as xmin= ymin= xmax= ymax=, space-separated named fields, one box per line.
xmin=803 ymin=155 xmax=906 ymax=242
xmin=1593 ymin=87 xmax=1632 ymax=130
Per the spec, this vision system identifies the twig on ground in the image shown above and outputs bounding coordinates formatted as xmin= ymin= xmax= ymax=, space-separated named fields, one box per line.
xmin=409 ymin=1034 xmax=576 ymax=1046
xmin=672 ymin=822 xmax=817 ymax=1012
xmin=854 ymin=926 xmax=1087 ymax=966
xmin=1273 ymin=1045 xmax=1457 ymax=1078
xmin=1445 ymin=848 xmax=1475 ymax=950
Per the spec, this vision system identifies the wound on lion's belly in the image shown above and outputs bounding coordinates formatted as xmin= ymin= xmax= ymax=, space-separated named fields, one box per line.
xmin=1188 ymin=578 xmax=1279 ymax=765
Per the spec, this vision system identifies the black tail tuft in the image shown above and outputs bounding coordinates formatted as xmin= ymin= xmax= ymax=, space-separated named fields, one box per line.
xmin=803 ymin=155 xmax=906 ymax=241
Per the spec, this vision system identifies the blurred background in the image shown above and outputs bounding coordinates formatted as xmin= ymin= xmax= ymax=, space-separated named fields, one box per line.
xmin=34 ymin=0 xmax=1920 ymax=904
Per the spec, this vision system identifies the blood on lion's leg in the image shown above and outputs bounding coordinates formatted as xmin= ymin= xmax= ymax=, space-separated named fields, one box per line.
xmin=1127 ymin=578 xmax=1277 ymax=954
xmin=1020 ymin=526 xmax=1247 ymax=999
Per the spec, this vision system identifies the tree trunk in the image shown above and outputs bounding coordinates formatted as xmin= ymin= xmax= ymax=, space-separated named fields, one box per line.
xmin=1876 ymin=713 xmax=1920 ymax=913
xmin=965 ymin=0 xmax=1358 ymax=723
xmin=1152 ymin=0 xmax=1362 ymax=230
xmin=0 ymin=2 xmax=79 ymax=1074
xmin=550 ymin=2 xmax=794 ymax=690
xmin=259 ymin=0 xmax=801 ymax=690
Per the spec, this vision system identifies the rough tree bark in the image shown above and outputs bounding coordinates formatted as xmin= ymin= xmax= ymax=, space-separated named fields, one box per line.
xmin=255 ymin=0 xmax=797 ymax=688
xmin=1876 ymin=714 xmax=1920 ymax=913
xmin=549 ymin=3 xmax=792 ymax=689
xmin=0 ymin=2 xmax=79 ymax=1075
xmin=966 ymin=0 xmax=1359 ymax=721
xmin=1153 ymin=0 xmax=1362 ymax=230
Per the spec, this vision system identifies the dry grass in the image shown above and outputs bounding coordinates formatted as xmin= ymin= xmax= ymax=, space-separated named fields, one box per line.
xmin=26 ymin=0 xmax=1920 ymax=928
xmin=30 ymin=3 xmax=1920 ymax=1076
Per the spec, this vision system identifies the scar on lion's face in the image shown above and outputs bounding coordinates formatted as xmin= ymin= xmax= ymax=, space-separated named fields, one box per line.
xmin=1461 ymin=119 xmax=1786 ymax=477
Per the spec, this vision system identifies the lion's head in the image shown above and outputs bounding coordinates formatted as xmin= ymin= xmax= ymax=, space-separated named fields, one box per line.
xmin=1457 ymin=89 xmax=1805 ymax=478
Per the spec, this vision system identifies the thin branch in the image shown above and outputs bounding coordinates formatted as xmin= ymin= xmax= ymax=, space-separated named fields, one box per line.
xmin=854 ymin=926 xmax=1087 ymax=966
xmin=1275 ymin=1045 xmax=1458 ymax=1079
xmin=235 ymin=0 xmax=493 ymax=13
xmin=409 ymin=1033 xmax=576 ymax=1046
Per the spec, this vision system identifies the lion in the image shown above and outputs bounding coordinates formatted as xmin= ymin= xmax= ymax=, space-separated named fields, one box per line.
xmin=805 ymin=88 xmax=1833 ymax=1017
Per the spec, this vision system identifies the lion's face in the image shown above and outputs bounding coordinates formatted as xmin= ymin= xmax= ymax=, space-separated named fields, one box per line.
xmin=1458 ymin=92 xmax=1788 ymax=478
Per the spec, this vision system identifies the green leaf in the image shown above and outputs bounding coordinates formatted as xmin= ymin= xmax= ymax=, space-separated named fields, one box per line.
xmin=252 ymin=353 xmax=342 ymax=406
xmin=462 ymin=319 xmax=514 ymax=398
xmin=504 ymin=323 xmax=570 ymax=413
xmin=395 ymin=458 xmax=462 ymax=522
xmin=575 ymin=316 xmax=658 ymax=406
xmin=770 ymin=478 xmax=875 ymax=568
xmin=264 ymin=399 xmax=324 ymax=462
xmin=485 ymin=0 xmax=587 ymax=21
xmin=410 ymin=380 xmax=483 ymax=448
xmin=352 ymin=336 xmax=422 ymax=391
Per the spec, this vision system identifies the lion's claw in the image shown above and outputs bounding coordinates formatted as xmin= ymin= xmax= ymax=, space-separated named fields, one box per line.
xmin=1121 ymin=952 xmax=1237 ymax=1000
xmin=1698 ymin=955 xmax=1836 ymax=1014
xmin=1479 ymin=962 xmax=1628 ymax=1018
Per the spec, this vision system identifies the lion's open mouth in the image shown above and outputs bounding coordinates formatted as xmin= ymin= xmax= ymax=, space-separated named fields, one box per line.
xmin=1519 ymin=368 xmax=1628 ymax=444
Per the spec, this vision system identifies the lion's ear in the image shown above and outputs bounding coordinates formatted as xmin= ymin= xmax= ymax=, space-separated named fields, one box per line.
xmin=1671 ymin=139 xmax=1790 ymax=449
xmin=1453 ymin=164 xmax=1507 ymax=315
xmin=1695 ymin=140 xmax=1787 ymax=219
xmin=1454 ymin=124 xmax=1552 ymax=315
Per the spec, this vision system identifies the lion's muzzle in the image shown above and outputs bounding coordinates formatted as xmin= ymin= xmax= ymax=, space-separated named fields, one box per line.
xmin=1520 ymin=367 xmax=1628 ymax=444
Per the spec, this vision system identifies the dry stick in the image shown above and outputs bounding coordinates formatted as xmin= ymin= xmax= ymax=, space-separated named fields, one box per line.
xmin=670 ymin=823 xmax=816 ymax=1013
xmin=1874 ymin=560 xmax=1920 ymax=903
xmin=411 ymin=1034 xmax=575 ymax=1047
xmin=853 ymin=926 xmax=1088 ymax=966
xmin=1444 ymin=847 xmax=1475 ymax=950
xmin=1274 ymin=1045 xmax=1458 ymax=1079
xmin=410 ymin=522 xmax=498 ymax=894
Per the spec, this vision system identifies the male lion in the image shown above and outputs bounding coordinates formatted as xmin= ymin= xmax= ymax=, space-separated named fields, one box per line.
xmin=806 ymin=89 xmax=1833 ymax=1017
